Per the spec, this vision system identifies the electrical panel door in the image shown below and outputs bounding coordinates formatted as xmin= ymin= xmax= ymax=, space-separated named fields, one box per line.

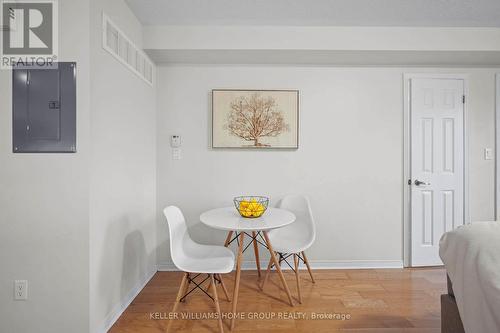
xmin=13 ymin=62 xmax=76 ymax=153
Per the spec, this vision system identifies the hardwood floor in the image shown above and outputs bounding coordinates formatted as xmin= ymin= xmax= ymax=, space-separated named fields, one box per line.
xmin=109 ymin=267 xmax=445 ymax=333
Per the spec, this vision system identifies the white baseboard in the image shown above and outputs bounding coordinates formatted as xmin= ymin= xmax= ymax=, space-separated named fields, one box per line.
xmin=98 ymin=266 xmax=157 ymax=333
xmin=157 ymin=259 xmax=403 ymax=271
xmin=302 ymin=259 xmax=403 ymax=269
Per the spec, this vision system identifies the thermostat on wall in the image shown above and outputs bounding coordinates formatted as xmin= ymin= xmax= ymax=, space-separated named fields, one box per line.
xmin=170 ymin=135 xmax=181 ymax=148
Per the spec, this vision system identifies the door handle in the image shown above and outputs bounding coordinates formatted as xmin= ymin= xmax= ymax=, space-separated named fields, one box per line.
xmin=414 ymin=179 xmax=430 ymax=186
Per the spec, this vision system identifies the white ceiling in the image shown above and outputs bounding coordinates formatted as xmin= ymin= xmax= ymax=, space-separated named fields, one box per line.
xmin=126 ymin=0 xmax=500 ymax=27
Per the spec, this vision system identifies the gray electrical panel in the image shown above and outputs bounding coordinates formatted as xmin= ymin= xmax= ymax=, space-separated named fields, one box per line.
xmin=13 ymin=62 xmax=76 ymax=153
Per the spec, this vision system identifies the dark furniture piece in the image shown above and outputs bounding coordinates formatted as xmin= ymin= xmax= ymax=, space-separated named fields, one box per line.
xmin=441 ymin=274 xmax=465 ymax=333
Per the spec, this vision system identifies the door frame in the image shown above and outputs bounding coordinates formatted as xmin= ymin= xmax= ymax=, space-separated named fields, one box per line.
xmin=496 ymin=74 xmax=500 ymax=220
xmin=403 ymin=73 xmax=470 ymax=267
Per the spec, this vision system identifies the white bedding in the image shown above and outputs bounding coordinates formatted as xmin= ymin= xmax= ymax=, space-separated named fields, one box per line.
xmin=439 ymin=221 xmax=500 ymax=333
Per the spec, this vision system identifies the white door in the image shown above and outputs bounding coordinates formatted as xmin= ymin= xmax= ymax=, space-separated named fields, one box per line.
xmin=410 ymin=78 xmax=465 ymax=266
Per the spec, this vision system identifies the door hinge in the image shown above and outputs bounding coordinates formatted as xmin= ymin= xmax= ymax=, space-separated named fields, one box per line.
xmin=462 ymin=95 xmax=465 ymax=104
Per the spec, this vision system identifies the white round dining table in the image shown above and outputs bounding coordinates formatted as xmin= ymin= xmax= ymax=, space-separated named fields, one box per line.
xmin=200 ymin=206 xmax=297 ymax=331
xmin=200 ymin=207 xmax=296 ymax=232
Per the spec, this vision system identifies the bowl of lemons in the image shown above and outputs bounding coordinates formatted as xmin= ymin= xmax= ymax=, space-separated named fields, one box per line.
xmin=233 ymin=196 xmax=269 ymax=218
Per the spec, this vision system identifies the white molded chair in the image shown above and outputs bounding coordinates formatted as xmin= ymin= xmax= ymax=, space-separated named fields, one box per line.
xmin=164 ymin=206 xmax=235 ymax=333
xmin=261 ymin=195 xmax=316 ymax=303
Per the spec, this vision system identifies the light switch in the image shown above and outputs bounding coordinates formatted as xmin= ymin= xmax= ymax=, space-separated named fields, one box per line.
xmin=485 ymin=148 xmax=493 ymax=160
xmin=172 ymin=148 xmax=182 ymax=160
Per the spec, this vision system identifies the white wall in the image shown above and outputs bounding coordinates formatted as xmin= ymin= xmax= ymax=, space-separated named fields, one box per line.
xmin=0 ymin=0 xmax=156 ymax=331
xmin=157 ymin=65 xmax=496 ymax=268
xmin=0 ymin=0 xmax=90 ymax=332
xmin=88 ymin=0 xmax=157 ymax=332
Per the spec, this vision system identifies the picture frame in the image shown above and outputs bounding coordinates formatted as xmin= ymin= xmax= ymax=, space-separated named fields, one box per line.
xmin=211 ymin=89 xmax=299 ymax=149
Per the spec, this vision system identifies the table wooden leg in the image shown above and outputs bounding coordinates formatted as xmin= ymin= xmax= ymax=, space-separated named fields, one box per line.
xmin=262 ymin=231 xmax=294 ymax=306
xmin=224 ymin=231 xmax=234 ymax=247
xmin=294 ymin=254 xmax=302 ymax=303
xmin=252 ymin=231 xmax=261 ymax=277
xmin=166 ymin=272 xmax=188 ymax=333
xmin=260 ymin=257 xmax=273 ymax=290
xmin=302 ymin=251 xmax=315 ymax=283
xmin=230 ymin=232 xmax=245 ymax=331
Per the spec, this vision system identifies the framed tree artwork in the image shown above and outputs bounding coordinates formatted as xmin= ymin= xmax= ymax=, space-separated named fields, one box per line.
xmin=212 ymin=89 xmax=299 ymax=149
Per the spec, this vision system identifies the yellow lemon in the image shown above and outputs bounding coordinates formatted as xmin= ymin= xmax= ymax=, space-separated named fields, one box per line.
xmin=254 ymin=203 xmax=265 ymax=217
xmin=241 ymin=208 xmax=252 ymax=217
xmin=239 ymin=201 xmax=250 ymax=208
xmin=238 ymin=201 xmax=253 ymax=217
xmin=247 ymin=202 xmax=257 ymax=211
xmin=238 ymin=199 xmax=265 ymax=217
xmin=238 ymin=201 xmax=249 ymax=212
xmin=244 ymin=202 xmax=262 ymax=217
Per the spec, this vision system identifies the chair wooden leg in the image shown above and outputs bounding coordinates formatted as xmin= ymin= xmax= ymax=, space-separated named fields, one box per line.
xmin=230 ymin=232 xmax=245 ymax=331
xmin=205 ymin=279 xmax=212 ymax=293
xmin=252 ymin=231 xmax=261 ymax=277
xmin=166 ymin=272 xmax=188 ymax=333
xmin=211 ymin=274 xmax=224 ymax=333
xmin=224 ymin=231 xmax=234 ymax=247
xmin=217 ymin=274 xmax=231 ymax=302
xmin=294 ymin=254 xmax=302 ymax=303
xmin=181 ymin=273 xmax=190 ymax=302
xmin=262 ymin=231 xmax=294 ymax=306
xmin=260 ymin=257 xmax=273 ymax=290
xmin=302 ymin=251 xmax=315 ymax=283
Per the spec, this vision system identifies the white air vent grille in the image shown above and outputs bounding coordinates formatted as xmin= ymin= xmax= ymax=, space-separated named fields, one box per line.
xmin=102 ymin=13 xmax=154 ymax=85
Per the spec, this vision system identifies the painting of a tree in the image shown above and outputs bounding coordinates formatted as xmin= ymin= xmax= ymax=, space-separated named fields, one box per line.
xmin=212 ymin=90 xmax=299 ymax=148
xmin=226 ymin=94 xmax=289 ymax=147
